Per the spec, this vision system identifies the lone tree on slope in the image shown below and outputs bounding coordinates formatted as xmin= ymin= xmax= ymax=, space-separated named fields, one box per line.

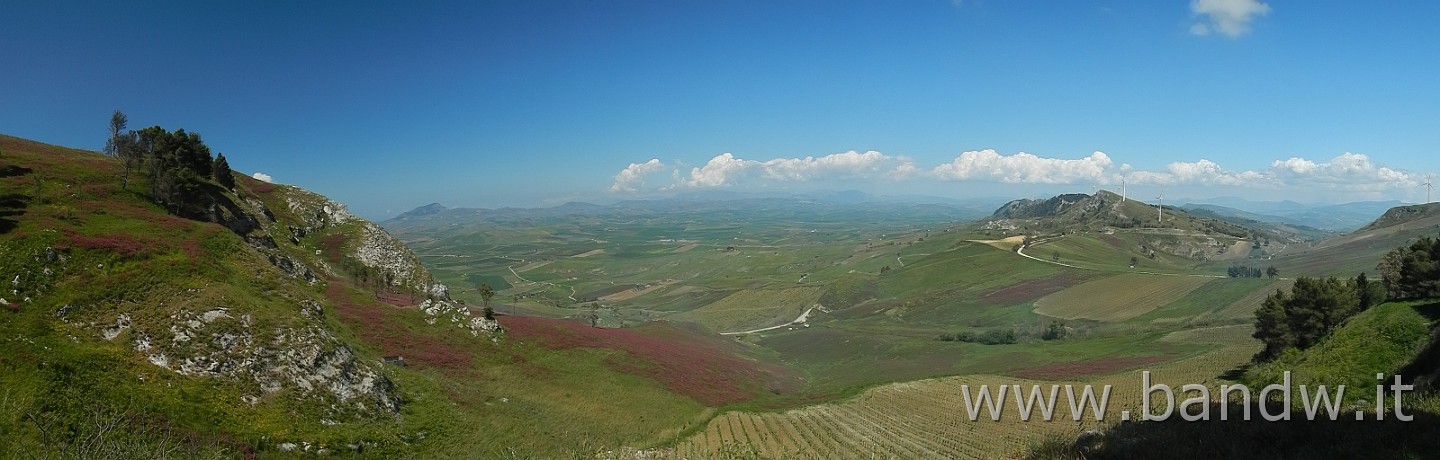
xmin=103 ymin=110 xmax=127 ymax=157
xmin=478 ymin=283 xmax=496 ymax=320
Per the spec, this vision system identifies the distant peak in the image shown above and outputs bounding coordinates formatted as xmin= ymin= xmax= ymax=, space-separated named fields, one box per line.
xmin=393 ymin=202 xmax=447 ymax=220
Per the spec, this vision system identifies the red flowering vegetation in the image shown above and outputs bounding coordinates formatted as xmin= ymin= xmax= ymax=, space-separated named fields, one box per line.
xmin=979 ymin=273 xmax=1089 ymax=306
xmin=504 ymin=316 xmax=795 ymax=406
xmin=68 ymin=232 xmax=151 ymax=257
xmin=1011 ymin=355 xmax=1171 ymax=380
xmin=80 ymin=183 xmax=120 ymax=197
xmin=320 ymin=234 xmax=346 ymax=265
xmin=1100 ymin=234 xmax=1127 ymax=249
xmin=325 ymin=279 xmax=472 ymax=370
xmin=145 ymin=211 xmax=197 ymax=233
xmin=375 ymin=292 xmax=419 ymax=308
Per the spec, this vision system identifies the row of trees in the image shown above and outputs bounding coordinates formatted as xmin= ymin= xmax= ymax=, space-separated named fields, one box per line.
xmin=1228 ymin=264 xmax=1278 ymax=279
xmin=104 ymin=111 xmax=233 ymax=216
xmin=938 ymin=321 xmax=1069 ymax=344
xmin=938 ymin=328 xmax=1017 ymax=345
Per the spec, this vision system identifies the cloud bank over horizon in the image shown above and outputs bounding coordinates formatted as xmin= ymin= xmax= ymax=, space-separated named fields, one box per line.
xmin=607 ymin=149 xmax=1426 ymax=200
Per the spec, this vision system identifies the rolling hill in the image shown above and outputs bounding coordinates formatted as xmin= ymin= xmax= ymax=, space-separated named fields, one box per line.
xmin=1266 ymin=202 xmax=1440 ymax=277
xmin=1179 ymin=197 xmax=1403 ymax=232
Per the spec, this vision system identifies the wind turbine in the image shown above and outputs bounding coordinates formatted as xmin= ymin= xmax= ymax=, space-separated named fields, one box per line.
xmin=1426 ymin=173 xmax=1434 ymax=204
xmin=1156 ymin=191 xmax=1164 ymax=223
xmin=1121 ymin=178 xmax=1128 ymax=203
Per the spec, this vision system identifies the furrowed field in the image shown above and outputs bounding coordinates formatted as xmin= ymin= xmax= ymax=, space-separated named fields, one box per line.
xmin=672 ymin=326 xmax=1260 ymax=459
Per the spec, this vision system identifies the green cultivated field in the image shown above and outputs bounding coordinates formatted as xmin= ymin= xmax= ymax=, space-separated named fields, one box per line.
xmin=1034 ymin=274 xmax=1213 ymax=322
xmin=372 ymin=188 xmax=1426 ymax=457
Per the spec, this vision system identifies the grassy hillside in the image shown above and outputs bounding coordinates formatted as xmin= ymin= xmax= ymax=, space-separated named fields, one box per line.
xmin=0 ymin=134 xmax=797 ymax=458
xmin=1245 ymin=300 xmax=1440 ymax=403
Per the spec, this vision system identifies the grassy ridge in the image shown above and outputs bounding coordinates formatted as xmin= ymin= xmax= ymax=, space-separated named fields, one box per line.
xmin=0 ymin=134 xmax=782 ymax=457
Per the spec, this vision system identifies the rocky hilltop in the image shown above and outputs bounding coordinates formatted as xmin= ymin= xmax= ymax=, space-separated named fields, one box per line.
xmin=1358 ymin=202 xmax=1440 ymax=232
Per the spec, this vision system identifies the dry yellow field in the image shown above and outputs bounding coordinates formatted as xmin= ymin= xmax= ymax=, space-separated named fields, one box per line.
xmin=1034 ymin=274 xmax=1213 ymax=321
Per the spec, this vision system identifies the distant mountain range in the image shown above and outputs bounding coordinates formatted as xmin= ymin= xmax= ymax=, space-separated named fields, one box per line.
xmin=1178 ymin=197 xmax=1404 ymax=232
xmin=386 ymin=191 xmax=1012 ymax=225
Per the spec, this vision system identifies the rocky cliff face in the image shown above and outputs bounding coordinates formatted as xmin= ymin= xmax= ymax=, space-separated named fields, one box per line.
xmin=991 ymin=193 xmax=1095 ymax=219
xmin=277 ymin=187 xmax=447 ymax=297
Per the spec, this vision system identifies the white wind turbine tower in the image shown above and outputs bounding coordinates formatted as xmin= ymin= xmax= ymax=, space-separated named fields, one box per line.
xmin=1426 ymin=173 xmax=1434 ymax=204
xmin=1121 ymin=177 xmax=1128 ymax=203
xmin=1156 ymin=191 xmax=1164 ymax=223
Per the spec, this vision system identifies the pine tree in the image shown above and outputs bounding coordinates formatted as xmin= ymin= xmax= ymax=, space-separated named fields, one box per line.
xmin=213 ymin=153 xmax=234 ymax=189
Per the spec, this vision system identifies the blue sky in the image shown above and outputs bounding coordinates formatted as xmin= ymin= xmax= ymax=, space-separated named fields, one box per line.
xmin=3 ymin=1 xmax=1438 ymax=217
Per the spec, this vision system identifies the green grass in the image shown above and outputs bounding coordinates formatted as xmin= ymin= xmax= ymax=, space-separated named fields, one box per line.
xmin=1034 ymin=274 xmax=1213 ymax=322
xmin=1245 ymin=300 xmax=1439 ymax=403
xmin=1127 ymin=278 xmax=1277 ymax=325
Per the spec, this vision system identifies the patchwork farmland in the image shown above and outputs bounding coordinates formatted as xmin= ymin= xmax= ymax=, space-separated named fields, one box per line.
xmin=378 ymin=194 xmax=1416 ymax=458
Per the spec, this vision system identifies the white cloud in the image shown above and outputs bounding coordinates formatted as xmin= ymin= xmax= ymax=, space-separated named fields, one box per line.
xmin=685 ymin=153 xmax=759 ymax=187
xmin=931 ymin=150 xmax=1114 ymax=184
xmin=892 ymin=156 xmax=918 ymax=179
xmin=606 ymin=149 xmax=1424 ymax=199
xmin=1270 ymin=152 xmax=1421 ymax=191
xmin=609 ymin=150 xmax=916 ymax=191
xmin=1190 ymin=0 xmax=1270 ymax=38
xmin=252 ymin=172 xmax=273 ymax=183
xmin=1122 ymin=153 xmax=1421 ymax=194
xmin=1126 ymin=159 xmax=1273 ymax=186
xmin=758 ymin=150 xmax=897 ymax=181
xmin=608 ymin=158 xmax=668 ymax=193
